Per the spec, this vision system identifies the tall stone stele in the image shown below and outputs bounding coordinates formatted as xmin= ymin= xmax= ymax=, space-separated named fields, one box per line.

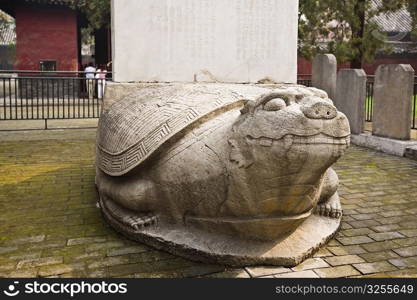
xmin=312 ymin=54 xmax=337 ymax=101
xmin=372 ymin=64 xmax=415 ymax=140
xmin=96 ymin=0 xmax=351 ymax=267
xmin=335 ymin=69 xmax=367 ymax=135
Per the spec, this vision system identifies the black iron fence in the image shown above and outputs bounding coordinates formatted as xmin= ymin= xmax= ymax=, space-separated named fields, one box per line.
xmin=297 ymin=74 xmax=312 ymax=87
xmin=297 ymin=74 xmax=417 ymax=130
xmin=0 ymin=70 xmax=110 ymax=129
xmin=365 ymin=77 xmax=374 ymax=123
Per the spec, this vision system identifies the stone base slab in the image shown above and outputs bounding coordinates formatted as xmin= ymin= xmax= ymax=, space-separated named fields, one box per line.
xmin=351 ymin=133 xmax=417 ymax=158
xmin=405 ymin=145 xmax=417 ymax=160
xmin=99 ymin=197 xmax=341 ymax=267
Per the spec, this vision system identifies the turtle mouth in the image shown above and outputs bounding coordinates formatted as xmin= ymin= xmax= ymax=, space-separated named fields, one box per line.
xmin=247 ymin=133 xmax=350 ymax=147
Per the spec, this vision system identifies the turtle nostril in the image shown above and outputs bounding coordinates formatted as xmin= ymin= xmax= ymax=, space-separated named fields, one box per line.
xmin=301 ymin=101 xmax=337 ymax=120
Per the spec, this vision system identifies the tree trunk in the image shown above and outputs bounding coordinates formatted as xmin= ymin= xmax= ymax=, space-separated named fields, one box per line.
xmin=350 ymin=0 xmax=366 ymax=69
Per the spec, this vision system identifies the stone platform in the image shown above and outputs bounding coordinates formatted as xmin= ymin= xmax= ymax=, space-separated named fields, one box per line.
xmin=1 ymin=129 xmax=417 ymax=278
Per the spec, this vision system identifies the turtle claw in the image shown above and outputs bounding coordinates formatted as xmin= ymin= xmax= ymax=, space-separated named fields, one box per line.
xmin=315 ymin=194 xmax=342 ymax=219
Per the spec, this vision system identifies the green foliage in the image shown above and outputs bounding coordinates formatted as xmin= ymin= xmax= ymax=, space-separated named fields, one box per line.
xmin=0 ymin=10 xmax=15 ymax=45
xmin=71 ymin=0 xmax=111 ymax=30
xmin=299 ymin=0 xmax=417 ymax=66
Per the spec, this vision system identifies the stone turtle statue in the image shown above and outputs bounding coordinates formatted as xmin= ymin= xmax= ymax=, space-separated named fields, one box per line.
xmin=96 ymin=83 xmax=350 ymax=266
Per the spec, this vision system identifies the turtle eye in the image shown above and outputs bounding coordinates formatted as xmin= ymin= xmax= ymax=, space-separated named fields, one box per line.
xmin=264 ymin=98 xmax=286 ymax=111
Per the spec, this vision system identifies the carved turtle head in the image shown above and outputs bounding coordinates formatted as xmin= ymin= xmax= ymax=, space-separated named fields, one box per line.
xmin=227 ymin=87 xmax=350 ymax=221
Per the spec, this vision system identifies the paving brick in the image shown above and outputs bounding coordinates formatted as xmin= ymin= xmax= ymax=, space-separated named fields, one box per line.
xmin=107 ymin=246 xmax=149 ymax=257
xmin=327 ymin=240 xmax=342 ymax=246
xmin=38 ymin=264 xmax=81 ymax=277
xmin=291 ymin=258 xmax=330 ymax=271
xmin=349 ymin=220 xmax=380 ymax=228
xmin=337 ymin=236 xmax=373 ymax=246
xmin=313 ymin=248 xmax=333 ymax=258
xmin=353 ymin=262 xmax=398 ymax=274
xmin=327 ymin=245 xmax=367 ymax=256
xmin=274 ymin=270 xmax=319 ymax=278
xmin=0 ymin=262 xmax=16 ymax=272
xmin=67 ymin=237 xmax=106 ymax=246
xmin=17 ymin=257 xmax=63 ymax=269
xmin=7 ymin=269 xmax=38 ymax=278
xmin=245 ymin=266 xmax=291 ymax=277
xmin=9 ymin=235 xmax=46 ymax=245
xmin=204 ymin=269 xmax=250 ymax=278
xmin=362 ymin=241 xmax=401 ymax=253
xmin=341 ymin=228 xmax=375 ymax=237
xmin=87 ymin=256 xmax=130 ymax=269
xmin=385 ymin=268 xmax=417 ymax=278
xmin=324 ymin=255 xmax=365 ymax=266
xmin=393 ymin=246 xmax=417 ymax=257
xmin=388 ymin=257 xmax=417 ymax=269
xmin=359 ymin=251 xmax=399 ymax=263
xmin=350 ymin=213 xmax=380 ymax=221
xmin=314 ymin=265 xmax=360 ymax=278
xmin=368 ymin=232 xmax=405 ymax=241
xmin=371 ymin=224 xmax=401 ymax=233
xmin=399 ymin=229 xmax=417 ymax=238
xmin=0 ymin=247 xmax=18 ymax=254
xmin=392 ymin=237 xmax=417 ymax=247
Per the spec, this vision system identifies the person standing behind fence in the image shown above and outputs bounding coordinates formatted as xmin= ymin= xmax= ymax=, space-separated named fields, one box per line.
xmin=96 ymin=67 xmax=107 ymax=100
xmin=85 ymin=63 xmax=96 ymax=99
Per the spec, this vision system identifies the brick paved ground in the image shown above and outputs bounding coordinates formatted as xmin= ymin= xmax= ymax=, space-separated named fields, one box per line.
xmin=1 ymin=129 xmax=417 ymax=278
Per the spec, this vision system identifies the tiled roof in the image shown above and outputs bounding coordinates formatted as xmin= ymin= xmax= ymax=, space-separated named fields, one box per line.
xmin=0 ymin=23 xmax=15 ymax=45
xmin=371 ymin=0 xmax=412 ymax=33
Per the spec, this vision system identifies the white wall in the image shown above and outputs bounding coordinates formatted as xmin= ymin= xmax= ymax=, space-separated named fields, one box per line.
xmin=112 ymin=0 xmax=299 ymax=83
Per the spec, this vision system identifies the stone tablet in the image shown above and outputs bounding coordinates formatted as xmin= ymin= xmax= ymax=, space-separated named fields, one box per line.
xmin=111 ymin=0 xmax=298 ymax=83
xmin=335 ymin=69 xmax=367 ymax=135
xmin=372 ymin=64 xmax=415 ymax=140
xmin=312 ymin=54 xmax=337 ymax=100
xmin=96 ymin=83 xmax=351 ymax=266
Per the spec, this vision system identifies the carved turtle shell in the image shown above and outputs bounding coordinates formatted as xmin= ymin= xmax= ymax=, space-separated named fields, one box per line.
xmin=97 ymin=84 xmax=269 ymax=176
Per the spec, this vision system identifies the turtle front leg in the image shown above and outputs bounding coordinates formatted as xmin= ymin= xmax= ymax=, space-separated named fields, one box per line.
xmin=95 ymin=169 xmax=158 ymax=230
xmin=315 ymin=168 xmax=342 ymax=219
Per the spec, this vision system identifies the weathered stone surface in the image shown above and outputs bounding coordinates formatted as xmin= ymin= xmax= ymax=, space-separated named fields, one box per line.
xmin=96 ymin=83 xmax=350 ymax=266
xmin=314 ymin=265 xmax=360 ymax=278
xmin=368 ymin=232 xmax=405 ymax=242
xmin=393 ymin=246 xmax=417 ymax=258
xmin=372 ymin=64 xmax=415 ymax=140
xmin=111 ymin=0 xmax=298 ymax=83
xmin=327 ymin=245 xmax=367 ymax=256
xmin=245 ymin=266 xmax=290 ymax=277
xmin=312 ymin=54 xmax=337 ymax=100
xmin=337 ymin=236 xmax=373 ymax=246
xmin=351 ymin=133 xmax=417 ymax=157
xmin=291 ymin=258 xmax=329 ymax=271
xmin=335 ymin=69 xmax=367 ymax=134
xmin=353 ymin=261 xmax=398 ymax=274
xmin=405 ymin=145 xmax=417 ymax=161
xmin=325 ymin=255 xmax=365 ymax=266
xmin=359 ymin=251 xmax=399 ymax=263
xmin=274 ymin=270 xmax=319 ymax=278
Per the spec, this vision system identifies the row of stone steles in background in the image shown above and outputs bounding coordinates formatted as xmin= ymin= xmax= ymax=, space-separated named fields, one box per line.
xmin=311 ymin=53 xmax=417 ymax=160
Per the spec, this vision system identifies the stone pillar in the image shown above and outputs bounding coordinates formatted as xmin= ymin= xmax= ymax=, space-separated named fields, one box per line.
xmin=312 ymin=54 xmax=337 ymax=100
xmin=372 ymin=64 xmax=414 ymax=140
xmin=335 ymin=69 xmax=367 ymax=135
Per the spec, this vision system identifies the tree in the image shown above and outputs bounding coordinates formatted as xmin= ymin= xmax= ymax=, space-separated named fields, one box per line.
xmin=299 ymin=0 xmax=417 ymax=68
xmin=71 ymin=0 xmax=111 ymax=30
xmin=0 ymin=10 xmax=14 ymax=44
